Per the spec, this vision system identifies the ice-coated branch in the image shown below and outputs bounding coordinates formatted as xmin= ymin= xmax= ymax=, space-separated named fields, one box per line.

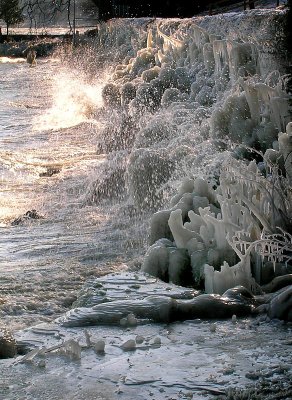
xmin=228 ymin=228 xmax=292 ymax=267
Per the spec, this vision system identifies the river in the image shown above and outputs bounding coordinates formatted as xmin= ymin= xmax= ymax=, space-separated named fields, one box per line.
xmin=0 ymin=55 xmax=147 ymax=332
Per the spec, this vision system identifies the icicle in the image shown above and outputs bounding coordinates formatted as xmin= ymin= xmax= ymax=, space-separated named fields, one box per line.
xmin=147 ymin=28 xmax=153 ymax=49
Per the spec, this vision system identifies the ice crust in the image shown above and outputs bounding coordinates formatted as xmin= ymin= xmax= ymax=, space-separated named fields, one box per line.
xmin=6 ymin=272 xmax=291 ymax=399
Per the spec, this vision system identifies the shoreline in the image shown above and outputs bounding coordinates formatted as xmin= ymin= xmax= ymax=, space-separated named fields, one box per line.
xmin=0 ymin=35 xmax=74 ymax=58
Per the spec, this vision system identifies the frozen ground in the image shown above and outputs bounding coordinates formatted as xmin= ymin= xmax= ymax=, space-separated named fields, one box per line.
xmin=1 ymin=320 xmax=291 ymax=400
xmin=1 ymin=273 xmax=291 ymax=400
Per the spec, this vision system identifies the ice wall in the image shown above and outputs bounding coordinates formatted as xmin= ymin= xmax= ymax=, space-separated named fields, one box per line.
xmin=90 ymin=10 xmax=291 ymax=295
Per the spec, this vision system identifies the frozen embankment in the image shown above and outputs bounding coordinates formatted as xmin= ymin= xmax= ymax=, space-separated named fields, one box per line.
xmin=87 ymin=11 xmax=291 ymax=297
xmin=0 ymin=37 xmax=62 ymax=58
xmin=1 ymin=9 xmax=292 ymax=400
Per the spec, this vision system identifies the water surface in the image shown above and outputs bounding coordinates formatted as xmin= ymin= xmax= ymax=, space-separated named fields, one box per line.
xmin=0 ymin=57 xmax=145 ymax=330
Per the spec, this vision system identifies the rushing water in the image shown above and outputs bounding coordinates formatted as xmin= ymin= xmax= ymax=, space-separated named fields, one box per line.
xmin=0 ymin=56 xmax=148 ymax=331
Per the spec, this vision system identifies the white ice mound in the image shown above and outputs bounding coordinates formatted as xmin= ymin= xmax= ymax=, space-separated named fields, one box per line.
xmin=142 ymin=126 xmax=291 ymax=293
xmin=56 ymin=273 xmax=259 ymax=327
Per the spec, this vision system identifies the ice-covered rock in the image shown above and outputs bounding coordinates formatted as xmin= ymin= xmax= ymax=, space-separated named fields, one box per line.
xmin=135 ymin=335 xmax=144 ymax=344
xmin=267 ymin=285 xmax=292 ymax=322
xmin=121 ymin=339 xmax=136 ymax=351
xmin=61 ymin=339 xmax=81 ymax=360
xmin=127 ymin=148 xmax=174 ymax=209
xmin=94 ymin=339 xmax=105 ymax=353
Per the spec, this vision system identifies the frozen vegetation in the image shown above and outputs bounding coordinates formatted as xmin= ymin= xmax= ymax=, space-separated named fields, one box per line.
xmin=83 ymin=9 xmax=291 ymax=320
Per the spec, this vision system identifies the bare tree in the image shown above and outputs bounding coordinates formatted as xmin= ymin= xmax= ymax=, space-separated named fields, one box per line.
xmin=0 ymin=0 xmax=24 ymax=35
xmin=20 ymin=0 xmax=98 ymax=33
xmin=21 ymin=0 xmax=73 ymax=32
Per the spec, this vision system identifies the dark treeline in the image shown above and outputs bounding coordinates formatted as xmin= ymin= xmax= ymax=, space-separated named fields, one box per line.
xmin=284 ymin=0 xmax=292 ymax=102
xmin=92 ymin=0 xmax=211 ymax=19
xmin=91 ymin=0 xmax=265 ymax=20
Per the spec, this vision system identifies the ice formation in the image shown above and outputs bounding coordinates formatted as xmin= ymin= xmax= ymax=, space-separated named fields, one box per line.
xmin=90 ymin=11 xmax=291 ymax=298
xmin=121 ymin=339 xmax=136 ymax=351
xmin=57 ymin=270 xmax=292 ymax=325
xmin=58 ymin=283 xmax=257 ymax=327
xmin=94 ymin=339 xmax=105 ymax=353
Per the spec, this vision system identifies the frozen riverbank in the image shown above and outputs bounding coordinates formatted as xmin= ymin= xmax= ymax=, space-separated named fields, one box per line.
xmin=0 ymin=37 xmax=64 ymax=58
xmin=0 ymin=7 xmax=291 ymax=399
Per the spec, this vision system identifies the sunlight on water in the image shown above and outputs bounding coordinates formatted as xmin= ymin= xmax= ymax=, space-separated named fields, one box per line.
xmin=35 ymin=69 xmax=104 ymax=130
xmin=0 ymin=57 xmax=26 ymax=64
xmin=0 ymin=62 xmax=107 ymax=228
xmin=0 ymin=59 xmax=121 ymax=331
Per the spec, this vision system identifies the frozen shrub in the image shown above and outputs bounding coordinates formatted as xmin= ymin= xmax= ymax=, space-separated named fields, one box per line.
xmin=254 ymin=121 xmax=278 ymax=151
xmin=193 ymin=107 xmax=210 ymax=124
xmin=158 ymin=67 xmax=176 ymax=89
xmin=196 ymin=85 xmax=214 ymax=106
xmin=210 ymin=92 xmax=252 ymax=142
xmin=130 ymin=49 xmax=156 ymax=77
xmin=174 ymin=67 xmax=192 ymax=92
xmin=141 ymin=66 xmax=161 ymax=82
xmin=120 ymin=82 xmax=136 ymax=107
xmin=161 ymin=88 xmax=188 ymax=108
xmin=134 ymin=119 xmax=176 ymax=148
xmin=113 ymin=64 xmax=128 ymax=80
xmin=149 ymin=78 xmax=166 ymax=104
xmin=102 ymin=83 xmax=121 ymax=108
xmin=135 ymin=83 xmax=160 ymax=111
xmin=87 ymin=153 xmax=128 ymax=204
xmin=210 ymin=108 xmax=228 ymax=140
xmin=190 ymin=79 xmax=203 ymax=98
xmin=127 ymin=148 xmax=174 ymax=210
xmin=97 ymin=114 xmax=135 ymax=153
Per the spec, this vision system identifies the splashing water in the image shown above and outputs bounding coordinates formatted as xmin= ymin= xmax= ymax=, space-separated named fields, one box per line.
xmin=35 ymin=69 xmax=104 ymax=130
xmin=0 ymin=59 xmax=134 ymax=330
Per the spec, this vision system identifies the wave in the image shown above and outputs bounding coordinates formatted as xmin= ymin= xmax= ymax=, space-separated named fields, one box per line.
xmin=0 ymin=57 xmax=26 ymax=64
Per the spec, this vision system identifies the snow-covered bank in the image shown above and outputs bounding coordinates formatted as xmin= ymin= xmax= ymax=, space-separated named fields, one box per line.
xmin=4 ymin=320 xmax=292 ymax=399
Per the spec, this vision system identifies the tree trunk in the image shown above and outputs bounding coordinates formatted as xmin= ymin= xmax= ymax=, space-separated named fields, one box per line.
xmin=6 ymin=23 xmax=9 ymax=36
